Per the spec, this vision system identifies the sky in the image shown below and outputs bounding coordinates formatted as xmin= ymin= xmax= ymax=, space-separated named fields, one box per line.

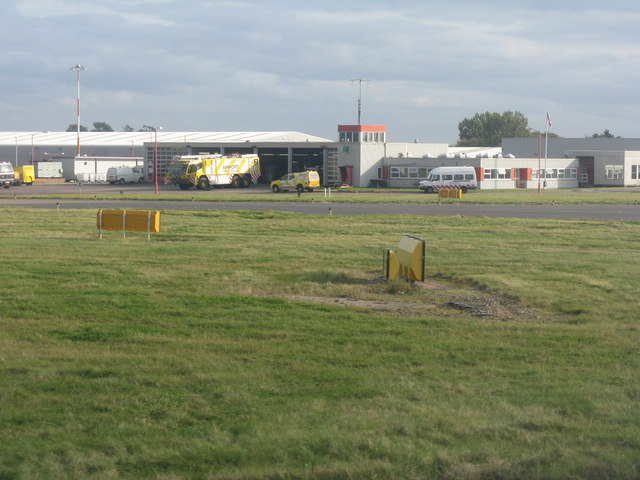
xmin=1 ymin=0 xmax=639 ymax=144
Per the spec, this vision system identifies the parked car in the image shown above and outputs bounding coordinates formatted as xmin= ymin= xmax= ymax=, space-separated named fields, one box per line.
xmin=271 ymin=170 xmax=320 ymax=193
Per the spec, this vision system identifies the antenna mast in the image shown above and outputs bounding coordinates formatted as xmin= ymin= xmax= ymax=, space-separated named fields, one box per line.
xmin=350 ymin=79 xmax=370 ymax=125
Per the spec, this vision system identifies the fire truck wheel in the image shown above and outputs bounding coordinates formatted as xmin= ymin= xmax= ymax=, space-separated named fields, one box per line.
xmin=197 ymin=177 xmax=209 ymax=190
xmin=272 ymin=184 xmax=280 ymax=193
xmin=241 ymin=175 xmax=251 ymax=188
xmin=232 ymin=175 xmax=241 ymax=187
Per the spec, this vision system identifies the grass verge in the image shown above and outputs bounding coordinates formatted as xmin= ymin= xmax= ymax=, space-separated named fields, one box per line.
xmin=0 ymin=207 xmax=639 ymax=479
xmin=6 ymin=187 xmax=640 ymax=205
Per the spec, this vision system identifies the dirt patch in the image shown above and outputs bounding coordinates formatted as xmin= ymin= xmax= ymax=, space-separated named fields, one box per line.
xmin=286 ymin=295 xmax=438 ymax=313
xmin=285 ymin=293 xmax=544 ymax=321
xmin=282 ymin=278 xmax=545 ymax=322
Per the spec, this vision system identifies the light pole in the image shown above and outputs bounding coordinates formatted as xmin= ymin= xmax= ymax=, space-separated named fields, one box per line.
xmin=70 ymin=64 xmax=86 ymax=156
xmin=153 ymin=126 xmax=163 ymax=194
xmin=31 ymin=131 xmax=50 ymax=166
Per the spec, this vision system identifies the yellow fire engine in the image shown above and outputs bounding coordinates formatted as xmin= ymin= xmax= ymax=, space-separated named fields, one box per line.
xmin=165 ymin=154 xmax=260 ymax=190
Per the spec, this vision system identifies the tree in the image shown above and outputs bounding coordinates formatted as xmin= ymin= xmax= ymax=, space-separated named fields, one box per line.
xmin=122 ymin=125 xmax=134 ymax=132
xmin=138 ymin=125 xmax=156 ymax=132
xmin=591 ymin=129 xmax=616 ymax=138
xmin=91 ymin=122 xmax=114 ymax=132
xmin=66 ymin=124 xmax=88 ymax=132
xmin=457 ymin=111 xmax=532 ymax=147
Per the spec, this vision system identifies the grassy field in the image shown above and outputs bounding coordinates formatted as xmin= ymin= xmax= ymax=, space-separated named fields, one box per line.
xmin=1 ymin=206 xmax=639 ymax=479
xmin=7 ymin=186 xmax=640 ymax=205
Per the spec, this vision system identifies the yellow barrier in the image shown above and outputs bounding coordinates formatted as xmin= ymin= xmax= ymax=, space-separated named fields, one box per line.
xmin=438 ymin=188 xmax=462 ymax=199
xmin=383 ymin=235 xmax=425 ymax=282
xmin=97 ymin=209 xmax=161 ymax=239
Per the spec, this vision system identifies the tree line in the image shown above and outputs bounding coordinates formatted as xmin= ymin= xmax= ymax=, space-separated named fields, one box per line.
xmin=67 ymin=118 xmax=619 ymax=146
xmin=66 ymin=122 xmax=159 ymax=132
xmin=456 ymin=111 xmax=619 ymax=146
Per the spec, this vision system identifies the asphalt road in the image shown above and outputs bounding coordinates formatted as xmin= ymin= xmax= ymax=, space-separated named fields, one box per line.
xmin=2 ymin=183 xmax=640 ymax=221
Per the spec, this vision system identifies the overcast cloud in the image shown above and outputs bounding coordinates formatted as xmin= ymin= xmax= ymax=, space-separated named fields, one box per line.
xmin=1 ymin=0 xmax=639 ymax=143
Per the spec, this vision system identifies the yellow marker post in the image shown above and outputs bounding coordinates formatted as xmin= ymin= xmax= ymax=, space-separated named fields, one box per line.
xmin=383 ymin=235 xmax=425 ymax=282
xmin=97 ymin=209 xmax=161 ymax=240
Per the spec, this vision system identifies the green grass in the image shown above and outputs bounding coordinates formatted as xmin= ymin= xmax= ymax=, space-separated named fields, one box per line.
xmin=0 ymin=207 xmax=639 ymax=479
xmin=10 ymin=186 xmax=640 ymax=204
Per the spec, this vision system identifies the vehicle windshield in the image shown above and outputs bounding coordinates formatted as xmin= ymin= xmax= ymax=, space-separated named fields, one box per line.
xmin=187 ymin=162 xmax=202 ymax=174
xmin=0 ymin=163 xmax=13 ymax=173
xmin=166 ymin=162 xmax=188 ymax=175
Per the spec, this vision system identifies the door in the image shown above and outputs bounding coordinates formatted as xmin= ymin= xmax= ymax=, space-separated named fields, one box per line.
xmin=578 ymin=157 xmax=594 ymax=187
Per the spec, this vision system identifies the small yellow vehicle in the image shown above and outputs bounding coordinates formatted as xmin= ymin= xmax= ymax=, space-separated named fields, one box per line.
xmin=270 ymin=170 xmax=320 ymax=193
xmin=13 ymin=165 xmax=35 ymax=186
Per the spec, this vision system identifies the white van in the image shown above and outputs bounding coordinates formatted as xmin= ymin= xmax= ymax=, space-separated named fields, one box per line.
xmin=418 ymin=166 xmax=477 ymax=193
xmin=107 ymin=166 xmax=145 ymax=184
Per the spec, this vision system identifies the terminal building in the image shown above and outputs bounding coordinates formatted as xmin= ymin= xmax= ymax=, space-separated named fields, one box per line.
xmin=1 ymin=127 xmax=639 ymax=189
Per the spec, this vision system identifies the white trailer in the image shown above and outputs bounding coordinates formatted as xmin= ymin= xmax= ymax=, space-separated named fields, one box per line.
xmin=60 ymin=156 xmax=144 ymax=182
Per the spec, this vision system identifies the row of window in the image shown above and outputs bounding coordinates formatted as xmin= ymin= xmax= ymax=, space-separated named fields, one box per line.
xmin=632 ymin=165 xmax=640 ymax=180
xmin=380 ymin=166 xmax=581 ymax=181
xmin=339 ymin=131 xmax=386 ymax=143
xmin=531 ymin=168 xmax=578 ymax=179
xmin=385 ymin=167 xmax=432 ymax=178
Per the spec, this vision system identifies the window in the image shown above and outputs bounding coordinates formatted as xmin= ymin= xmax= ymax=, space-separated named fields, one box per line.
xmin=408 ymin=167 xmax=418 ymax=178
xmin=465 ymin=174 xmax=474 ymax=180
xmin=187 ymin=162 xmax=201 ymax=174
xmin=483 ymin=169 xmax=511 ymax=179
xmin=632 ymin=165 xmax=638 ymax=180
xmin=454 ymin=174 xmax=464 ymax=181
xmin=442 ymin=174 xmax=453 ymax=180
xmin=390 ymin=167 xmax=408 ymax=178
xmin=418 ymin=167 xmax=430 ymax=178
xmin=605 ymin=164 xmax=623 ymax=179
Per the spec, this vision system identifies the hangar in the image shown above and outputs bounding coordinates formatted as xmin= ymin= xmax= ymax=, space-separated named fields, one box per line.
xmin=0 ymin=130 xmax=337 ymax=185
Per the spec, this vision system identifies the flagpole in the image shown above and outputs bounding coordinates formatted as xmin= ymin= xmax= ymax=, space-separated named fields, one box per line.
xmin=544 ymin=113 xmax=551 ymax=189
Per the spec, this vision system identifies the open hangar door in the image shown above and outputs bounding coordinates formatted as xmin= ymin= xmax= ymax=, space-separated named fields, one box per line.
xmin=256 ymin=147 xmax=325 ymax=184
xmin=291 ymin=147 xmax=324 ymax=182
xmin=256 ymin=148 xmax=289 ymax=184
